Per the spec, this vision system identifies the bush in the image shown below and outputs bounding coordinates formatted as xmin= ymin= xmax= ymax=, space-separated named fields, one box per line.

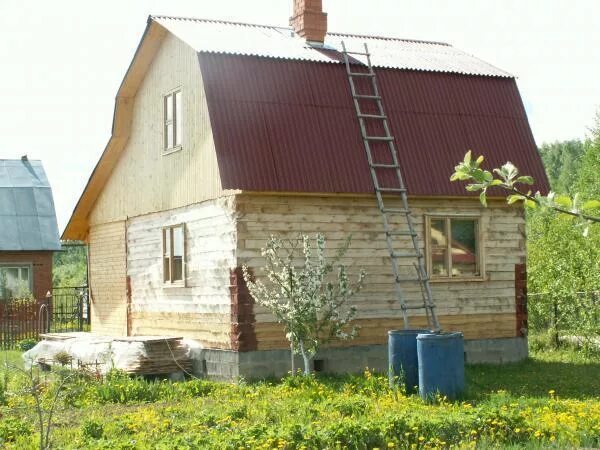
xmin=81 ymin=419 xmax=104 ymax=440
xmin=17 ymin=338 xmax=37 ymax=352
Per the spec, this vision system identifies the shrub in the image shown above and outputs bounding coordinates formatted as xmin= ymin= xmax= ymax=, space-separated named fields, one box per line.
xmin=0 ymin=416 xmax=32 ymax=444
xmin=17 ymin=338 xmax=37 ymax=352
xmin=81 ymin=419 xmax=104 ymax=440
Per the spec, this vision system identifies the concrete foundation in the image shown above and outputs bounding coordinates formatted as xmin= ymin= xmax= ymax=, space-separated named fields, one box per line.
xmin=189 ymin=337 xmax=529 ymax=379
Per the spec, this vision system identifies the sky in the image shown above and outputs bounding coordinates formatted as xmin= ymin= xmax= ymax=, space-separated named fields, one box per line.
xmin=1 ymin=0 xmax=599 ymax=232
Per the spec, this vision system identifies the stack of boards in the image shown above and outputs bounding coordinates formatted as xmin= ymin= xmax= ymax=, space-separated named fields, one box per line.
xmin=39 ymin=333 xmax=193 ymax=376
xmin=113 ymin=336 xmax=193 ymax=375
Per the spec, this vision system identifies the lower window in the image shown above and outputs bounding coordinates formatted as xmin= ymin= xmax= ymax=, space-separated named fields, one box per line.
xmin=426 ymin=216 xmax=481 ymax=279
xmin=0 ymin=265 xmax=32 ymax=299
xmin=162 ymin=225 xmax=185 ymax=285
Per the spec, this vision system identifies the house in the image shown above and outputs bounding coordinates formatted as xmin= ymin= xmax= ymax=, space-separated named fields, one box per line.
xmin=62 ymin=1 xmax=549 ymax=378
xmin=0 ymin=158 xmax=61 ymax=301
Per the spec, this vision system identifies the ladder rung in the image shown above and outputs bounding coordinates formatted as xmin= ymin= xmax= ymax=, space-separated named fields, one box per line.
xmin=387 ymin=230 xmax=418 ymax=237
xmin=376 ymin=187 xmax=407 ymax=193
xmin=358 ymin=113 xmax=387 ymax=120
xmin=401 ymin=305 xmax=432 ymax=310
xmin=396 ymin=275 xmax=430 ymax=283
xmin=371 ymin=163 xmax=399 ymax=169
xmin=382 ymin=208 xmax=410 ymax=214
xmin=365 ymin=136 xmax=394 ymax=141
xmin=349 ymin=71 xmax=374 ymax=77
xmin=354 ymin=94 xmax=381 ymax=100
xmin=391 ymin=251 xmax=423 ymax=258
xmin=345 ymin=50 xmax=370 ymax=56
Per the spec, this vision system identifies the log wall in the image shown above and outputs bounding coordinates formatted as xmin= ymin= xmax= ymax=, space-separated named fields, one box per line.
xmin=125 ymin=197 xmax=237 ymax=348
xmin=236 ymin=193 xmax=526 ymax=350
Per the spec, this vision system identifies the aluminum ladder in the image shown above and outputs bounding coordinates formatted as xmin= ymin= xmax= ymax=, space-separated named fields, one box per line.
xmin=341 ymin=41 xmax=440 ymax=331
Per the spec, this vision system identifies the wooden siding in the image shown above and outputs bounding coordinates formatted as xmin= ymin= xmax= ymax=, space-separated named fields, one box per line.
xmin=88 ymin=221 xmax=127 ymax=335
xmin=235 ymin=193 xmax=525 ymax=350
xmin=89 ymin=33 xmax=226 ymax=226
xmin=126 ymin=197 xmax=237 ymax=347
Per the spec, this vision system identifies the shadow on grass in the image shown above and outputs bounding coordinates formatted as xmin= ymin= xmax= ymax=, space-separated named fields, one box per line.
xmin=465 ymin=355 xmax=600 ymax=400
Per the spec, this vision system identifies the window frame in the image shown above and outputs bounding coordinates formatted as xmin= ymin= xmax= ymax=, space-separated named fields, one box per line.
xmin=424 ymin=214 xmax=485 ymax=282
xmin=0 ymin=263 xmax=33 ymax=299
xmin=162 ymin=224 xmax=186 ymax=287
xmin=162 ymin=87 xmax=183 ymax=155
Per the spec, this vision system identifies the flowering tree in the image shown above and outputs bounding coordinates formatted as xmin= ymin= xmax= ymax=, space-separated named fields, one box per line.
xmin=242 ymin=234 xmax=366 ymax=375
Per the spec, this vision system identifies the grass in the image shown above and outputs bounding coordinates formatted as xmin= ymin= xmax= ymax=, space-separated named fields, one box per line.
xmin=0 ymin=345 xmax=599 ymax=449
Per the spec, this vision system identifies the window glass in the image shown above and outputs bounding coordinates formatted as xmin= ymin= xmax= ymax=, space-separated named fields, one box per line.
xmin=0 ymin=266 xmax=31 ymax=299
xmin=166 ymin=123 xmax=174 ymax=150
xmin=163 ymin=229 xmax=170 ymax=283
xmin=162 ymin=225 xmax=185 ymax=284
xmin=172 ymin=226 xmax=184 ymax=281
xmin=165 ymin=94 xmax=173 ymax=121
xmin=451 ymin=220 xmax=478 ymax=277
xmin=430 ymin=219 xmax=448 ymax=276
xmin=175 ymin=91 xmax=182 ymax=146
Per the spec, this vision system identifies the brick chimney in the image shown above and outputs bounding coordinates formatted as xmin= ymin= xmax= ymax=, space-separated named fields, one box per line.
xmin=290 ymin=0 xmax=328 ymax=44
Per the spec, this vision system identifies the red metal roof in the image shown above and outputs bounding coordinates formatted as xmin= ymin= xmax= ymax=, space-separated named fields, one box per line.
xmin=199 ymin=53 xmax=549 ymax=196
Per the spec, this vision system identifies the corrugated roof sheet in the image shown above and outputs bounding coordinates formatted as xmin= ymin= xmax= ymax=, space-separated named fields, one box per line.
xmin=152 ymin=16 xmax=512 ymax=78
xmin=0 ymin=160 xmax=61 ymax=251
xmin=199 ymin=54 xmax=549 ymax=196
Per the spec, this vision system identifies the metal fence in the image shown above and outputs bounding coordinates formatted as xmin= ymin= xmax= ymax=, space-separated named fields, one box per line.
xmin=50 ymin=286 xmax=90 ymax=333
xmin=0 ymin=300 xmax=49 ymax=349
xmin=0 ymin=286 xmax=90 ymax=349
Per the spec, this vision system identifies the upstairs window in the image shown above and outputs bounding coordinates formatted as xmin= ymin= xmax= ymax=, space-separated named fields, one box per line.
xmin=0 ymin=265 xmax=32 ymax=299
xmin=164 ymin=89 xmax=182 ymax=152
xmin=426 ymin=216 xmax=482 ymax=280
xmin=162 ymin=225 xmax=185 ymax=285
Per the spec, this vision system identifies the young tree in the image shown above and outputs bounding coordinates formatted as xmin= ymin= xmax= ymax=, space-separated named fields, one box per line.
xmin=450 ymin=150 xmax=600 ymax=227
xmin=242 ymin=234 xmax=366 ymax=375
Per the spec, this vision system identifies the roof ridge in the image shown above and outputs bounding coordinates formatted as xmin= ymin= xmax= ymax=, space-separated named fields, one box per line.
xmin=150 ymin=15 xmax=451 ymax=47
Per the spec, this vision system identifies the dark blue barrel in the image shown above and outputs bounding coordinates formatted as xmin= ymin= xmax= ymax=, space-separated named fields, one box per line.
xmin=417 ymin=332 xmax=465 ymax=400
xmin=388 ymin=329 xmax=430 ymax=392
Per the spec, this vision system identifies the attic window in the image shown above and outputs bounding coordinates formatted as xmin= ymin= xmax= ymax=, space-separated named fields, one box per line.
xmin=164 ymin=89 xmax=182 ymax=153
xmin=162 ymin=225 xmax=185 ymax=285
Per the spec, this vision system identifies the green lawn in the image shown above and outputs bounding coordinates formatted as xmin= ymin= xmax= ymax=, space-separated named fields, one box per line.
xmin=1 ymin=346 xmax=599 ymax=449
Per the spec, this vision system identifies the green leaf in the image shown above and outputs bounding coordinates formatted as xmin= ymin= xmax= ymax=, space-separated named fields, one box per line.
xmin=554 ymin=195 xmax=572 ymax=208
xmin=476 ymin=155 xmax=484 ymax=165
xmin=489 ymin=179 xmax=503 ymax=187
xmin=525 ymin=199 xmax=537 ymax=209
xmin=507 ymin=194 xmax=525 ymax=205
xmin=449 ymin=173 xmax=460 ymax=182
xmin=464 ymin=150 xmax=472 ymax=165
xmin=479 ymin=191 xmax=487 ymax=207
xmin=516 ymin=176 xmax=534 ymax=185
xmin=483 ymin=171 xmax=494 ymax=182
xmin=465 ymin=184 xmax=485 ymax=192
xmin=583 ymin=200 xmax=600 ymax=210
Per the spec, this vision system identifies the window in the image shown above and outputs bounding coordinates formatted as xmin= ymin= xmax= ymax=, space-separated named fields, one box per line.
xmin=426 ymin=216 xmax=482 ymax=279
xmin=162 ymin=225 xmax=185 ymax=284
xmin=163 ymin=89 xmax=182 ymax=152
xmin=0 ymin=265 xmax=32 ymax=299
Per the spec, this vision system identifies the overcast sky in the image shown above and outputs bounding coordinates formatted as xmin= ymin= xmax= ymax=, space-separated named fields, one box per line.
xmin=1 ymin=0 xmax=599 ymax=231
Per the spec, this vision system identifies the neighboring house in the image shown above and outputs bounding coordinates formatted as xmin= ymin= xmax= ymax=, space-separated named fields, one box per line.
xmin=0 ymin=158 xmax=61 ymax=301
xmin=62 ymin=1 xmax=549 ymax=377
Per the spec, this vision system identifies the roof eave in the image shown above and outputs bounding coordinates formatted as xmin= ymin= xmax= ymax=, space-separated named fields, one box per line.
xmin=62 ymin=18 xmax=169 ymax=241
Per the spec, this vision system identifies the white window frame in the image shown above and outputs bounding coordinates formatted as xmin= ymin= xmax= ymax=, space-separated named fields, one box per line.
xmin=162 ymin=224 xmax=186 ymax=286
xmin=0 ymin=263 xmax=33 ymax=299
xmin=163 ymin=88 xmax=183 ymax=155
xmin=424 ymin=214 xmax=485 ymax=282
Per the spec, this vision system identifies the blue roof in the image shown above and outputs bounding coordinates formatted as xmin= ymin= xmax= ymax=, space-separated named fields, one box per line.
xmin=0 ymin=159 xmax=61 ymax=251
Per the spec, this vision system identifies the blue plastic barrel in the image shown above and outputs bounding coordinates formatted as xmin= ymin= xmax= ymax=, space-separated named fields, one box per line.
xmin=388 ymin=329 xmax=431 ymax=392
xmin=417 ymin=332 xmax=465 ymax=400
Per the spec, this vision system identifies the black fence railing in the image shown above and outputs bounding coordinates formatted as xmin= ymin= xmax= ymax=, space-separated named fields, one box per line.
xmin=49 ymin=286 xmax=90 ymax=333
xmin=0 ymin=287 xmax=90 ymax=349
xmin=0 ymin=300 xmax=49 ymax=349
